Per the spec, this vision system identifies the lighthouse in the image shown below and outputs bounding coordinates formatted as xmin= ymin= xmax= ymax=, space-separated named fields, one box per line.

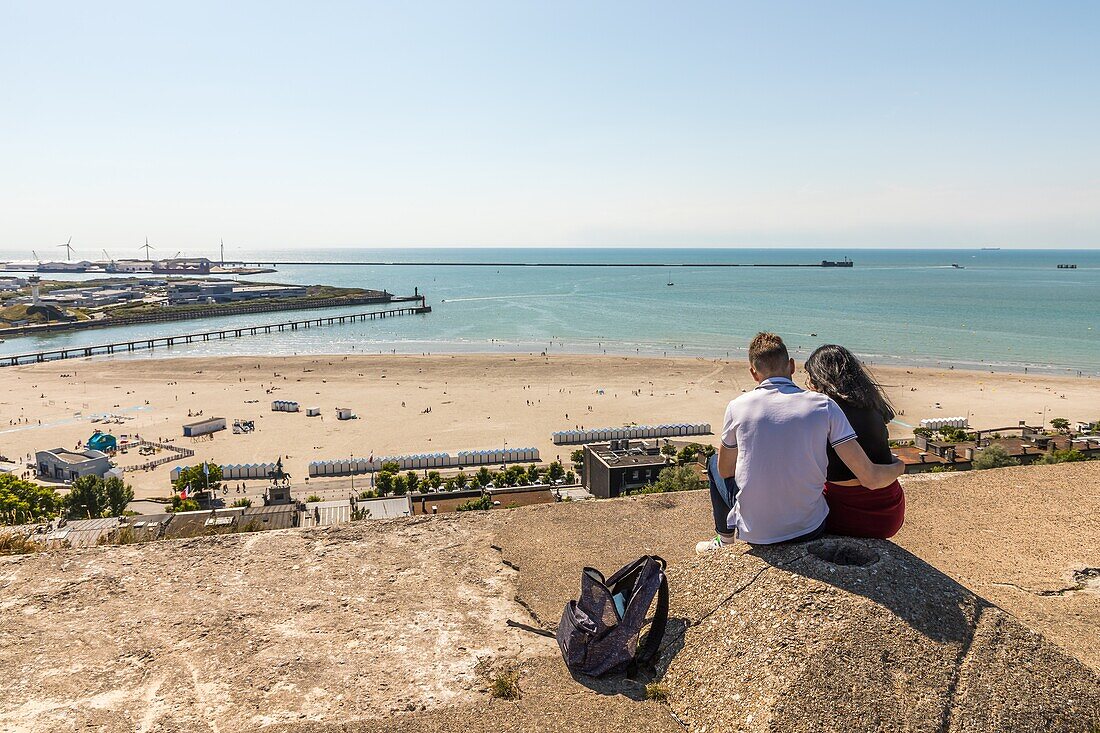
xmin=28 ymin=275 xmax=41 ymax=306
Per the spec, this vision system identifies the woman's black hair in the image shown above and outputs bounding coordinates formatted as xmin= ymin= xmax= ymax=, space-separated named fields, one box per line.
xmin=804 ymin=344 xmax=895 ymax=421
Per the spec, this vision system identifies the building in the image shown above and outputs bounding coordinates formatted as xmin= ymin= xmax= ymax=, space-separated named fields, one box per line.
xmin=182 ymin=417 xmax=226 ymax=437
xmin=240 ymin=504 xmax=299 ymax=531
xmin=302 ymin=499 xmax=355 ymax=527
xmin=119 ymin=513 xmax=174 ymax=541
xmin=35 ymin=448 xmax=113 ymax=482
xmin=581 ymin=439 xmax=670 ymax=499
xmin=897 ymin=424 xmax=1100 ymax=473
xmin=166 ymin=281 xmax=308 ymax=305
xmin=32 ymin=284 xmax=144 ymax=309
xmin=87 ymin=431 xmax=117 ymax=452
xmin=357 ymin=496 xmax=414 ymax=519
xmin=41 ymin=517 xmax=120 ymax=548
xmin=163 ymin=508 xmax=246 ymax=539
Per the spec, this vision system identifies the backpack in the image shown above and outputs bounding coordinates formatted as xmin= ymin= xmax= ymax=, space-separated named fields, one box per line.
xmin=556 ymin=555 xmax=669 ymax=677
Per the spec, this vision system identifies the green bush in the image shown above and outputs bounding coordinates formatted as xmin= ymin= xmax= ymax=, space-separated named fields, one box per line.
xmin=633 ymin=465 xmax=705 ymax=495
xmin=456 ymin=495 xmax=493 ymax=512
xmin=971 ymin=444 xmax=1019 ymax=470
xmin=231 ymin=498 xmax=251 ymax=508
xmin=168 ymin=497 xmax=200 ymax=512
xmin=1036 ymin=448 xmax=1086 ymax=465
xmin=306 ymin=494 xmax=323 ymax=503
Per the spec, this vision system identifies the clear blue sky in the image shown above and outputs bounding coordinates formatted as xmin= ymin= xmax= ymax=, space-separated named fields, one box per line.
xmin=2 ymin=1 xmax=1098 ymax=251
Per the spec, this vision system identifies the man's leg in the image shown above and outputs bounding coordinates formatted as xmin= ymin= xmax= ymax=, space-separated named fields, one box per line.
xmin=698 ymin=454 xmax=738 ymax=553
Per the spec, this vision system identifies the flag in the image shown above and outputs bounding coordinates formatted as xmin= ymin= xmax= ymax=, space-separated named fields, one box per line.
xmin=180 ymin=484 xmax=189 ymax=500
xmin=203 ymin=462 xmax=210 ymax=476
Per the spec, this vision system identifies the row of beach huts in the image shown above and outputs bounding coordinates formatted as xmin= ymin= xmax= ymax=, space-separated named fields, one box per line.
xmin=308 ymin=447 xmax=540 ymax=477
xmin=551 ymin=423 xmax=711 ymax=445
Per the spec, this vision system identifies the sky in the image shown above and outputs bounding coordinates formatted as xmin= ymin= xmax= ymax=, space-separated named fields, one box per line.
xmin=1 ymin=1 xmax=1098 ymax=252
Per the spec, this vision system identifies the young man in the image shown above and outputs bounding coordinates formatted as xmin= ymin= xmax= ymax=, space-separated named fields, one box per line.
xmin=697 ymin=333 xmax=904 ymax=551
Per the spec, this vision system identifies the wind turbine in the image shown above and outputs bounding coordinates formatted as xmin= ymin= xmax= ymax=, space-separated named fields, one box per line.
xmin=141 ymin=238 xmax=155 ymax=260
xmin=58 ymin=237 xmax=75 ymax=261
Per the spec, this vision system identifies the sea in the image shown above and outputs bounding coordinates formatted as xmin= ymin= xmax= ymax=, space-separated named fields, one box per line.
xmin=1 ymin=248 xmax=1098 ymax=376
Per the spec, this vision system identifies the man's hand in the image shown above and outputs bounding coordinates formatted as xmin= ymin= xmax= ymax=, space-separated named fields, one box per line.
xmin=717 ymin=443 xmax=738 ymax=480
xmin=834 ymin=440 xmax=904 ymax=489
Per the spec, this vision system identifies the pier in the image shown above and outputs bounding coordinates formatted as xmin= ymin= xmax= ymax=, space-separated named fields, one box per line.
xmin=1 ymin=301 xmax=431 ymax=367
xmin=223 ymin=260 xmax=855 ymax=268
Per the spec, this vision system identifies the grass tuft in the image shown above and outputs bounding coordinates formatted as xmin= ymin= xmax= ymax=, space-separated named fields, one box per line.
xmin=489 ymin=670 xmax=521 ymax=701
xmin=644 ymin=683 xmax=670 ymax=703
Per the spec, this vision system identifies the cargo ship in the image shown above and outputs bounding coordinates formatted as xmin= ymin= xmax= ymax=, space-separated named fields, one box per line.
xmin=820 ymin=257 xmax=854 ymax=267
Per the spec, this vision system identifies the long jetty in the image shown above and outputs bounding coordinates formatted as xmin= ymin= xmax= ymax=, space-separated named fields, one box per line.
xmin=1 ymin=301 xmax=431 ymax=367
xmin=224 ymin=260 xmax=854 ymax=268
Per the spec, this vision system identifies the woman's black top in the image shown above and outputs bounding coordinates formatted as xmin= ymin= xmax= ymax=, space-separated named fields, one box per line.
xmin=826 ymin=401 xmax=893 ymax=483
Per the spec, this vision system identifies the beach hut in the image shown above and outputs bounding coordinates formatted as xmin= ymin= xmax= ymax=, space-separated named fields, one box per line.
xmin=336 ymin=407 xmax=354 ymax=421
xmin=182 ymin=417 xmax=226 ymax=437
xmin=306 ymin=407 xmax=320 ymax=417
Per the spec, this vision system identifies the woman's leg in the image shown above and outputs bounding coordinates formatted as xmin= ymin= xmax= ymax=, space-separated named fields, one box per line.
xmin=823 ymin=481 xmax=905 ymax=539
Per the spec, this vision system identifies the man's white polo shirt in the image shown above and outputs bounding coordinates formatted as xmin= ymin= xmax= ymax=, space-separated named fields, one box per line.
xmin=721 ymin=377 xmax=857 ymax=544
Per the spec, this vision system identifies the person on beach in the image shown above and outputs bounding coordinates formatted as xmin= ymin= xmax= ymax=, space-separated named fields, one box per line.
xmin=697 ymin=333 xmax=904 ymax=552
xmin=803 ymin=344 xmax=905 ymax=539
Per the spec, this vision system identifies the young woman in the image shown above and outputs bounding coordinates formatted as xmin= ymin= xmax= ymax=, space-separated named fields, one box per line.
xmin=803 ymin=344 xmax=905 ymax=539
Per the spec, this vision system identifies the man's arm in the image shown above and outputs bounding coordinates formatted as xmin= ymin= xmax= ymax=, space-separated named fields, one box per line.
xmin=833 ymin=440 xmax=904 ymax=489
xmin=717 ymin=443 xmax=738 ymax=479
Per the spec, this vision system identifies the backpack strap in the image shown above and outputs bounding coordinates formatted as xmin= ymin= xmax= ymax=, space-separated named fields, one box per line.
xmin=628 ymin=556 xmax=669 ymax=678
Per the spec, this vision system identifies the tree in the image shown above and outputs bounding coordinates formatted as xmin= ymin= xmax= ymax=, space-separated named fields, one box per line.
xmin=1050 ymin=417 xmax=1070 ymax=433
xmin=392 ymin=474 xmax=408 ymax=495
xmin=503 ymin=465 xmax=526 ymax=486
xmin=358 ymin=489 xmax=378 ymax=499
xmin=375 ymin=471 xmax=395 ymax=495
xmin=570 ymin=449 xmax=585 ymax=469
xmin=971 ymin=445 xmax=1019 ymax=470
xmin=65 ymin=476 xmax=108 ymax=519
xmin=380 ymin=461 xmax=401 ymax=474
xmin=564 ymin=470 xmax=576 ymax=484
xmin=172 ymin=462 xmax=223 ymax=495
xmin=547 ymin=461 xmax=565 ymax=481
xmin=474 ymin=467 xmax=493 ymax=488
xmin=453 ymin=471 xmax=468 ymax=489
xmin=0 ymin=475 xmax=62 ymax=525
xmin=676 ymin=443 xmax=714 ymax=466
xmin=660 ymin=443 xmax=677 ymax=457
xmin=104 ymin=476 xmax=134 ymax=516
xmin=524 ymin=464 xmax=542 ymax=484
xmin=426 ymin=471 xmax=443 ymax=489
xmin=404 ymin=471 xmax=420 ymax=493
xmin=635 ymin=465 xmax=705 ymax=495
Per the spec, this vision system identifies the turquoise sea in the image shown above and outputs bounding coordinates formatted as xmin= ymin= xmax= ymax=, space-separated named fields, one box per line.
xmin=1 ymin=248 xmax=1098 ymax=375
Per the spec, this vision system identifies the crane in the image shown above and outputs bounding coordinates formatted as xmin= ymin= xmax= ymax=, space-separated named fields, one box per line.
xmin=57 ymin=237 xmax=75 ymax=260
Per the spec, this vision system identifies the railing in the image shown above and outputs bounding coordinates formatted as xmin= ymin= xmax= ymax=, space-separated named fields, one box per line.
xmin=2 ymin=302 xmax=431 ymax=367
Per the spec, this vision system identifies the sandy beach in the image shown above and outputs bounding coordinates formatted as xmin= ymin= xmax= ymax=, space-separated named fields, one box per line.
xmin=1 ymin=354 xmax=1096 ymax=502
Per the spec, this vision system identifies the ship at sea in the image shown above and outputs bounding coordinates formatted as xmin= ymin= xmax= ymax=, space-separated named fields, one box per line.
xmin=820 ymin=257 xmax=853 ymax=267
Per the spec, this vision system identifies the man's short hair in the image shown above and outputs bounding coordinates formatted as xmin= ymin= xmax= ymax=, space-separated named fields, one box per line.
xmin=748 ymin=332 xmax=790 ymax=375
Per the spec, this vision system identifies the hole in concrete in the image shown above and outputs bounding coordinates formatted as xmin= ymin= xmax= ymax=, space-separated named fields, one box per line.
xmin=808 ymin=539 xmax=880 ymax=568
